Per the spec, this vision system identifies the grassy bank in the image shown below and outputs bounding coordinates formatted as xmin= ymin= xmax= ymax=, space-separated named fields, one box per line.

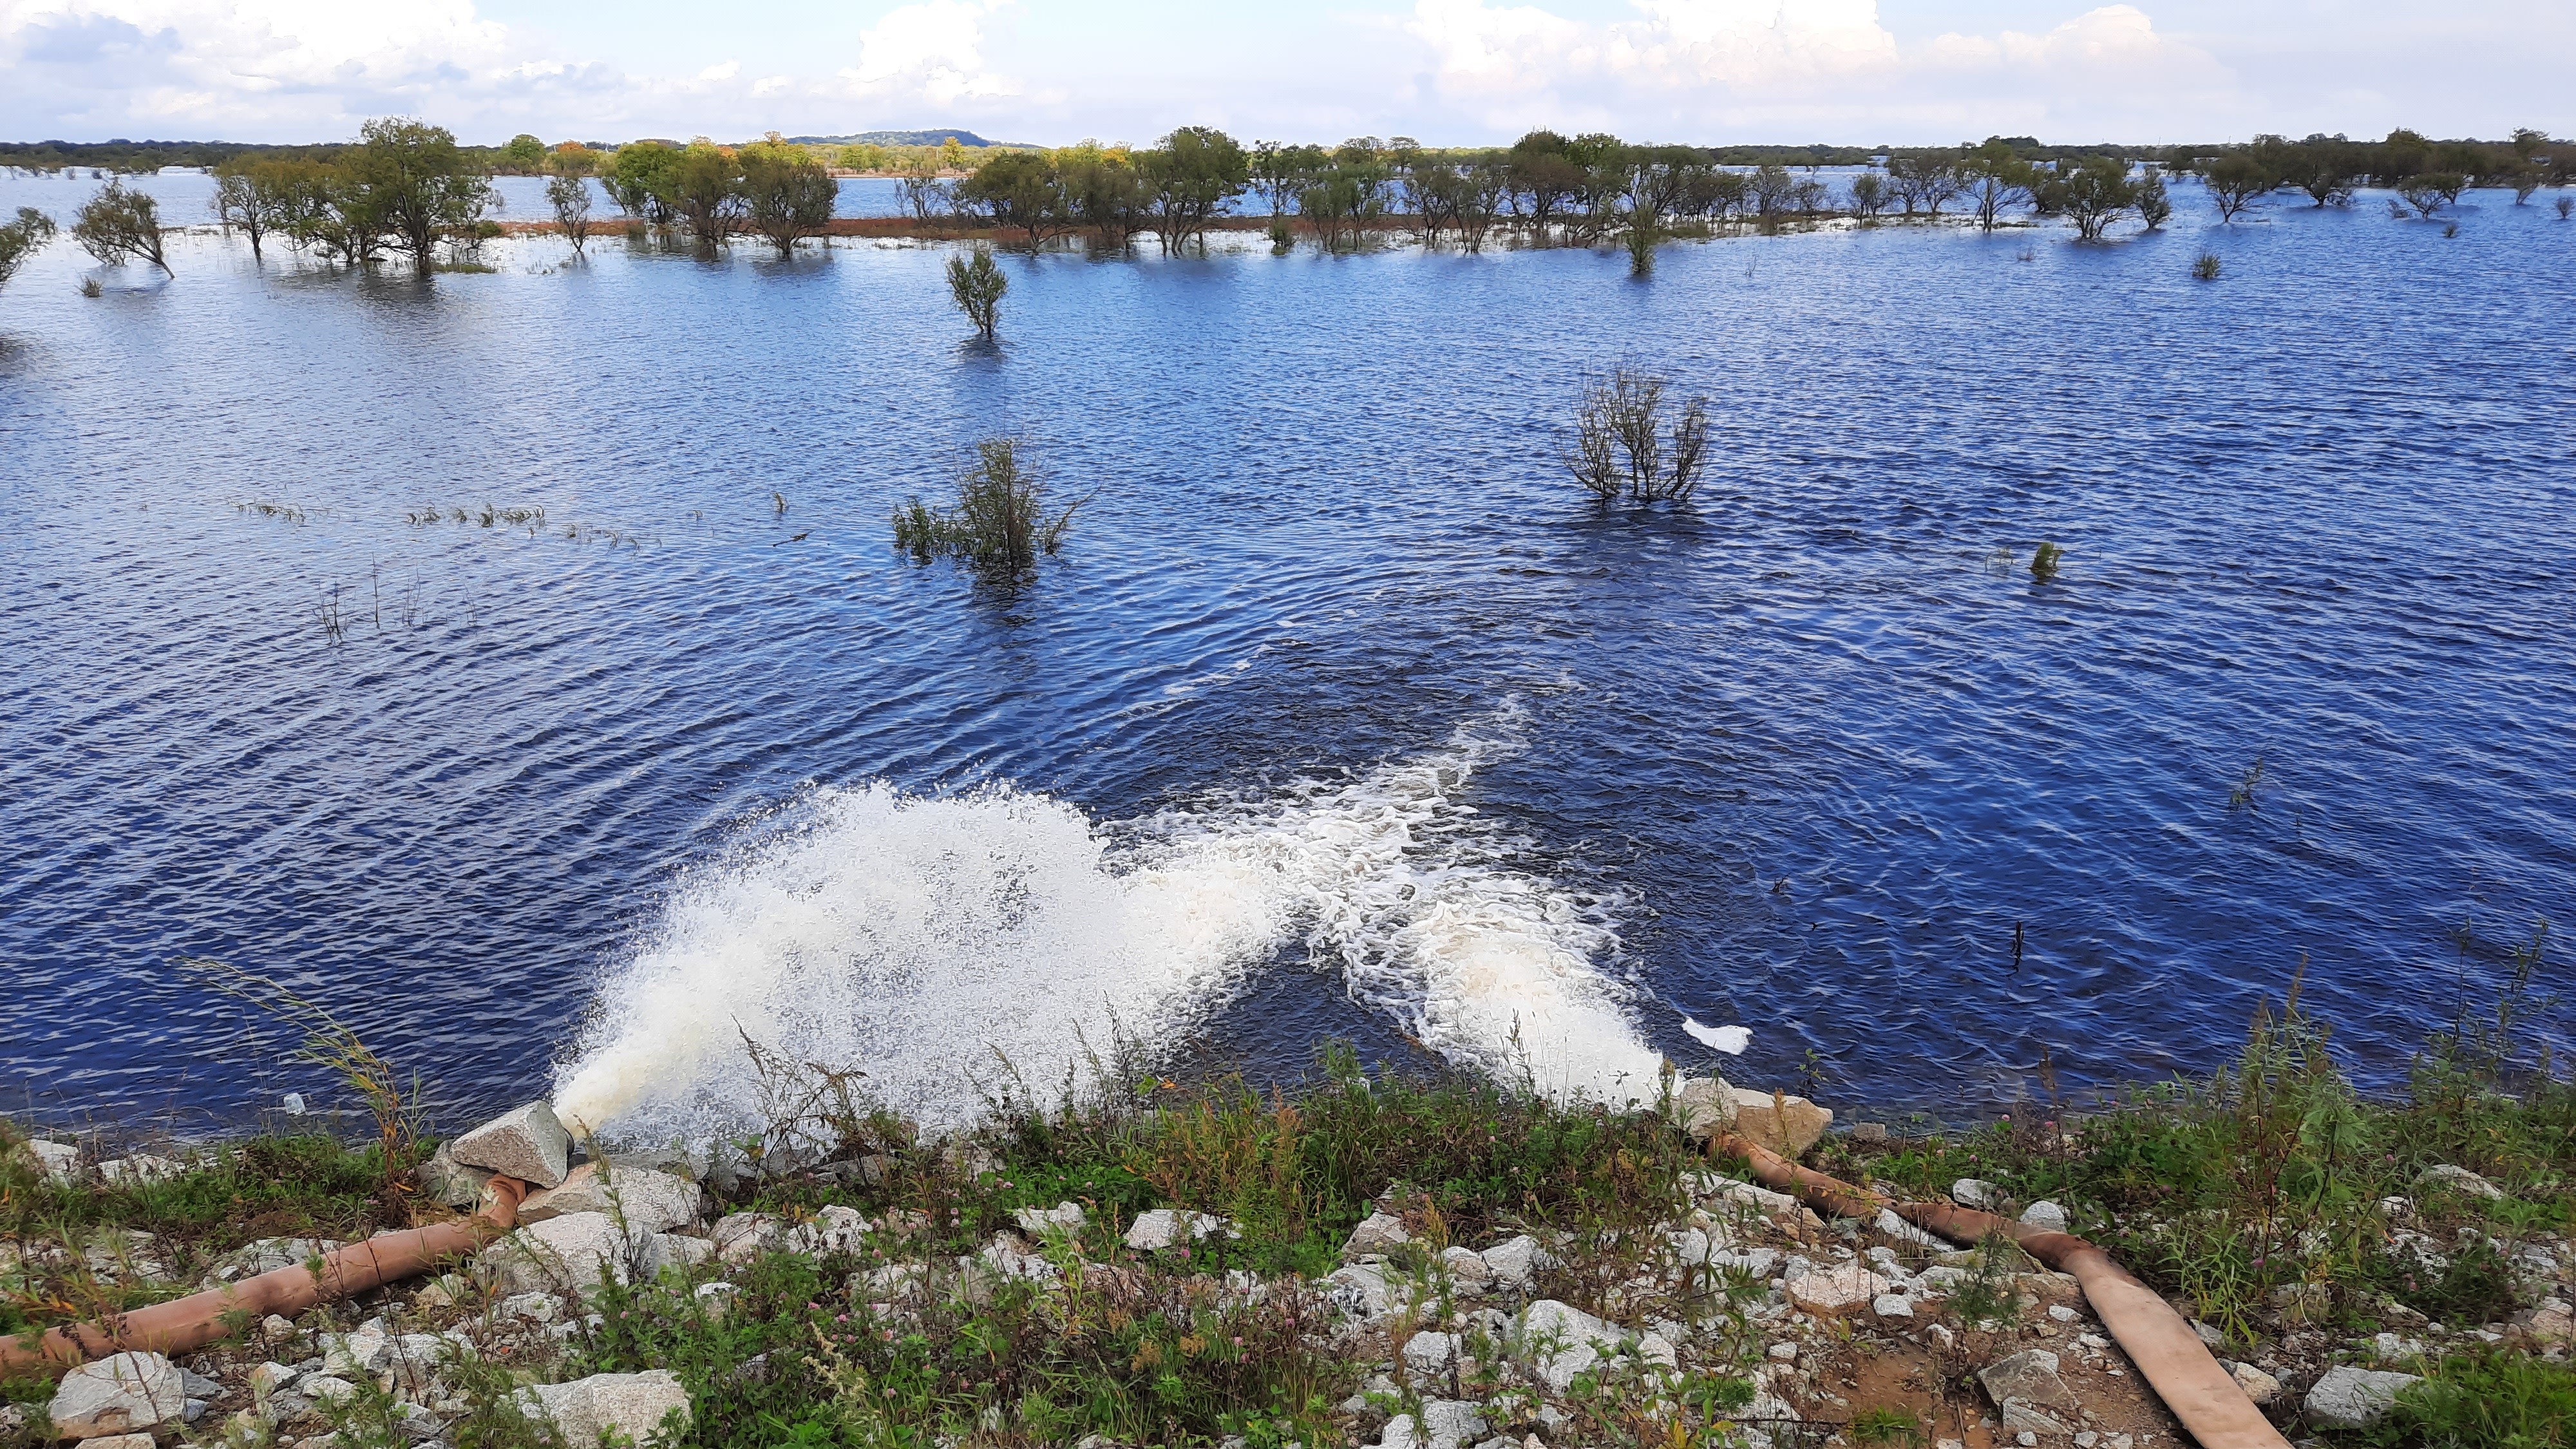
xmin=5 ymin=987 xmax=2570 ymax=1449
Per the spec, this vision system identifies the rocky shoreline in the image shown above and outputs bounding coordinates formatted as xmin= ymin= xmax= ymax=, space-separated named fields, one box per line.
xmin=6 ymin=1054 xmax=2572 ymax=1449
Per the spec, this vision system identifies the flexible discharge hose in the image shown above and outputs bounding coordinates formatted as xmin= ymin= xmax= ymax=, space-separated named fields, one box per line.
xmin=1716 ymin=1133 xmax=2289 ymax=1449
xmin=1 ymin=1177 xmax=528 ymax=1376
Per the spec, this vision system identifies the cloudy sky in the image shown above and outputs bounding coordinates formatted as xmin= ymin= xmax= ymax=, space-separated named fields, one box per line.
xmin=2 ymin=0 xmax=2566 ymax=148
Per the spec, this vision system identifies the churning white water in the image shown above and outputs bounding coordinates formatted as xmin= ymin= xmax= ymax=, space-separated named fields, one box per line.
xmin=551 ymin=712 xmax=1665 ymax=1144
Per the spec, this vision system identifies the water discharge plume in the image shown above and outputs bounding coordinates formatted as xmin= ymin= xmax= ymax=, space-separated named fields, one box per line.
xmin=553 ymin=712 xmax=1667 ymax=1144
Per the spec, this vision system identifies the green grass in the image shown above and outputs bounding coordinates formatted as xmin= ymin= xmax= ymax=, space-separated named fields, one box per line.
xmin=2367 ymin=1349 xmax=2576 ymax=1448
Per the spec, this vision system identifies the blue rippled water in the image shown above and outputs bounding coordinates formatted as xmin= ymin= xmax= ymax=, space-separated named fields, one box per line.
xmin=2 ymin=167 xmax=2570 ymax=1135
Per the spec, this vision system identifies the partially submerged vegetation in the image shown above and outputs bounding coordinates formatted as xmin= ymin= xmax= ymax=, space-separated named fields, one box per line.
xmin=5 ymin=943 xmax=2567 ymax=1449
xmin=894 ymin=438 xmax=1082 ymax=574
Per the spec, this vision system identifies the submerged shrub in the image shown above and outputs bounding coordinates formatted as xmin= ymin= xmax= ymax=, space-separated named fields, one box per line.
xmin=893 ymin=437 xmax=1083 ymax=573
xmin=2031 ymin=540 xmax=2065 ymax=582
xmin=945 ymin=244 xmax=1007 ymax=339
xmin=1565 ymin=366 xmax=1710 ymax=505
xmin=2192 ymin=250 xmax=2223 ymax=281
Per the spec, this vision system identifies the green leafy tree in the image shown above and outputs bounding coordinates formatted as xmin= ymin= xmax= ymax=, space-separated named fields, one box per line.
xmin=1958 ymin=142 xmax=2034 ymax=232
xmin=945 ymin=244 xmax=1007 ymax=339
xmin=608 ymin=142 xmax=679 ymax=223
xmin=211 ymin=159 xmax=308 ymax=262
xmin=71 ymin=180 xmax=169 ymax=274
xmin=2136 ymin=168 xmax=2172 ymax=229
xmin=546 ymin=173 xmax=594 ymax=254
xmin=2204 ymin=155 xmax=2270 ymax=221
xmin=0 ymin=206 xmax=58 ymax=296
xmin=739 ymin=143 xmax=838 ymax=256
xmin=1848 ymin=171 xmax=1888 ymax=219
xmin=2395 ymin=173 xmax=2465 ymax=218
xmin=2281 ymin=138 xmax=2360 ymax=206
xmin=272 ymin=161 xmax=383 ymax=266
xmin=663 ymin=144 xmax=746 ymax=250
xmin=1506 ymin=129 xmax=1587 ymax=236
xmin=1135 ymin=126 xmax=1248 ymax=253
xmin=2058 ymin=155 xmax=2138 ymax=240
xmin=1057 ymin=144 xmax=1145 ymax=247
xmin=958 ymin=151 xmax=1070 ymax=249
xmin=346 ymin=118 xmax=497 ymax=272
xmin=502 ymin=133 xmax=547 ymax=172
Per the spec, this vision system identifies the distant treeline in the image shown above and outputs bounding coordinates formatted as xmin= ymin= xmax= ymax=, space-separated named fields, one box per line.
xmin=6 ymin=127 xmax=2563 ymax=184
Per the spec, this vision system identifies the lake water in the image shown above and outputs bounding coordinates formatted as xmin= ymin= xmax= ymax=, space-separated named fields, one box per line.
xmin=3 ymin=167 xmax=2571 ymax=1144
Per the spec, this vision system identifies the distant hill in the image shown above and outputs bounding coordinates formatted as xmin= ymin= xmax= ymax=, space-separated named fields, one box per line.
xmin=787 ymin=129 xmax=1032 ymax=149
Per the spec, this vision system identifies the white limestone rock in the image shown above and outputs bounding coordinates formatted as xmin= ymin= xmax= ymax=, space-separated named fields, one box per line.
xmin=1727 ymin=1089 xmax=1833 ymax=1157
xmin=485 ymin=1211 xmax=648 ymax=1295
xmin=1013 ymin=1202 xmax=1086 ymax=1235
xmin=1441 ymin=1245 xmax=1493 ymax=1285
xmin=1786 ymin=1264 xmax=1891 ymax=1314
xmin=2018 ymin=1200 xmax=2070 ymax=1235
xmin=1344 ymin=1211 xmax=1412 ymax=1256
xmin=419 ymin=1144 xmax=497 ymax=1211
xmin=1979 ymin=1349 xmax=2082 ymax=1435
xmin=49 ymin=1352 xmax=187 ymax=1439
xmin=98 ymin=1155 xmax=187 ymax=1187
xmin=1402 ymin=1330 xmax=1457 ymax=1376
xmin=1124 ymin=1208 xmax=1235 ymax=1251
xmin=449 ymin=1102 xmax=573 ymax=1189
xmin=516 ymin=1369 xmax=692 ymax=1446
xmin=1951 ymin=1179 xmax=1998 ymax=1209
xmin=520 ymin=1162 xmax=703 ymax=1232
xmin=1672 ymin=1076 xmax=1738 ymax=1141
xmin=26 ymin=1138 xmax=84 ymax=1184
xmin=1421 ymin=1399 xmax=1488 ymax=1449
xmin=2417 ymin=1164 xmax=2506 ymax=1201
xmin=1480 ymin=1235 xmax=1551 ymax=1288
xmin=2226 ymin=1361 xmax=2282 ymax=1406
xmin=1517 ymin=1299 xmax=1624 ymax=1392
xmin=2306 ymin=1366 xmax=2423 ymax=1429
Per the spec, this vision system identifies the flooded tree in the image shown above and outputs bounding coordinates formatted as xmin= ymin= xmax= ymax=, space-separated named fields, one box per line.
xmin=946 ymin=245 xmax=1007 ymax=339
xmin=740 ymin=144 xmax=838 ymax=256
xmin=608 ymin=142 xmax=680 ymax=224
xmin=2058 ymin=155 xmax=2139 ymax=240
xmin=2136 ymin=169 xmax=2172 ymax=229
xmin=547 ymin=171 xmax=595 ymax=255
xmin=346 ymin=118 xmax=497 ymax=273
xmin=666 ymin=144 xmax=747 ymax=251
xmin=959 ymin=151 xmax=1072 ymax=249
xmin=2281 ymin=140 xmax=2362 ymax=206
xmin=1506 ymin=130 xmax=1587 ymax=238
xmin=0 ymin=207 xmax=56 ymax=297
xmin=896 ymin=154 xmax=948 ymax=225
xmin=1849 ymin=172 xmax=1888 ymax=219
xmin=1058 ymin=144 xmax=1146 ymax=248
xmin=1566 ymin=368 xmax=1711 ymax=504
xmin=2395 ymin=173 xmax=2465 ymax=218
xmin=1958 ymin=144 xmax=2033 ymax=232
xmin=210 ymin=160 xmax=304 ymax=261
xmin=2204 ymin=156 xmax=2269 ymax=220
xmin=1137 ymin=127 xmax=1249 ymax=252
xmin=71 ymin=180 xmax=169 ymax=275
xmin=893 ymin=439 xmax=1083 ymax=573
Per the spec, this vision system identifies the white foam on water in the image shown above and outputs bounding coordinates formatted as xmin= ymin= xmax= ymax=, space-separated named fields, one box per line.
xmin=552 ymin=712 xmax=1665 ymax=1144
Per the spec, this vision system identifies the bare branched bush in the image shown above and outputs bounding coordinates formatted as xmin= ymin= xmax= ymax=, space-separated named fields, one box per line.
xmin=1565 ymin=367 xmax=1712 ymax=505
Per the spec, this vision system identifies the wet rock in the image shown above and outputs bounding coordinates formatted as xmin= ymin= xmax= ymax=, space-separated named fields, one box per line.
xmin=1480 ymin=1235 xmax=1549 ymax=1288
xmin=1014 ymin=1202 xmax=1086 ymax=1235
xmin=1345 ymin=1211 xmax=1412 ymax=1256
xmin=449 ymin=1103 xmax=572 ymax=1189
xmin=515 ymin=1370 xmax=692 ymax=1445
xmin=1728 ymin=1089 xmax=1833 ymax=1157
xmin=520 ymin=1162 xmax=703 ymax=1232
xmin=2305 ymin=1366 xmax=2421 ymax=1429
xmin=2018 ymin=1201 xmax=2070 ymax=1235
xmin=1978 ymin=1349 xmax=2082 ymax=1435
xmin=2226 ymin=1361 xmax=2282 ymax=1406
xmin=1672 ymin=1076 xmax=1738 ymax=1141
xmin=1517 ymin=1299 xmax=1623 ymax=1392
xmin=2417 ymin=1165 xmax=2505 ymax=1201
xmin=1786 ymin=1264 xmax=1891 ymax=1315
xmin=50 ymin=1352 xmax=188 ymax=1439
